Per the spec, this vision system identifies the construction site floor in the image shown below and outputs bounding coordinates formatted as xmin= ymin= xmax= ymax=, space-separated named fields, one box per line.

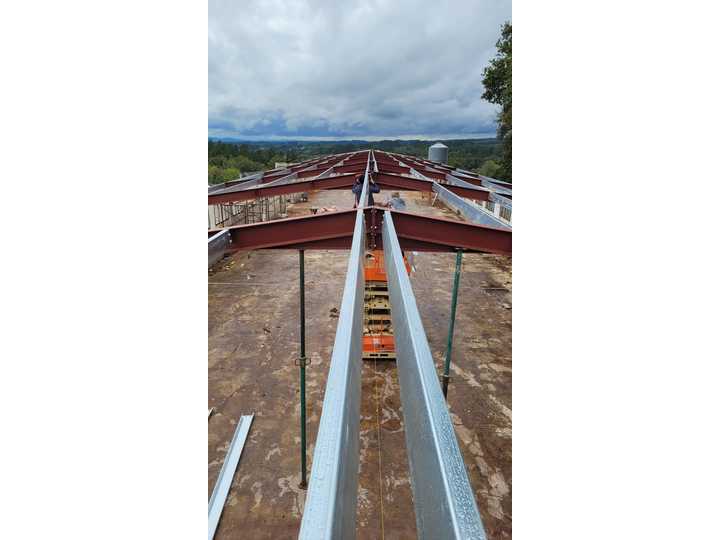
xmin=208 ymin=189 xmax=512 ymax=539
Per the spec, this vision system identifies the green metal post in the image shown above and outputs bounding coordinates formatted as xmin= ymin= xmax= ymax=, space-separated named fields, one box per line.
xmin=442 ymin=250 xmax=463 ymax=399
xmin=299 ymin=250 xmax=308 ymax=489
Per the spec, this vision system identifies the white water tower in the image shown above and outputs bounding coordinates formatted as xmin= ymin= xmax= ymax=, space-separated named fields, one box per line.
xmin=428 ymin=142 xmax=448 ymax=164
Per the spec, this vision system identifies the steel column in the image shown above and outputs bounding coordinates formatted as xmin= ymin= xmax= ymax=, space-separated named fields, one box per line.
xmin=442 ymin=250 xmax=463 ymax=398
xmin=383 ymin=211 xmax=487 ymax=540
xmin=299 ymin=249 xmax=308 ymax=489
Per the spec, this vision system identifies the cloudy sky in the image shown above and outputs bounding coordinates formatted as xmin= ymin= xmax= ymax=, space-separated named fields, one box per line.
xmin=209 ymin=0 xmax=511 ymax=140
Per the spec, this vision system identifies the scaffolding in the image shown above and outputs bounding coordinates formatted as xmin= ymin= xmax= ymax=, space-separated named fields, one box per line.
xmin=210 ymin=195 xmax=288 ymax=228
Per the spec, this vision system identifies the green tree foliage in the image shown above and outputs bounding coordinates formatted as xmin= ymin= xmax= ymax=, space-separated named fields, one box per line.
xmin=478 ymin=159 xmax=502 ymax=178
xmin=222 ymin=167 xmax=240 ymax=181
xmin=482 ymin=22 xmax=512 ymax=182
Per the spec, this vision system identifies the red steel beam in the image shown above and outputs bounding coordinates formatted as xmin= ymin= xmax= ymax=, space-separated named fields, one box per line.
xmin=373 ymin=173 xmax=491 ymax=202
xmin=366 ymin=208 xmax=512 ymax=255
xmin=207 ymin=173 xmax=357 ymax=205
xmin=333 ymin=163 xmax=367 ymax=175
xmin=214 ymin=209 xmax=358 ymax=251
xmin=376 ymin=163 xmax=411 ymax=175
xmin=208 ymin=204 xmax=511 ymax=254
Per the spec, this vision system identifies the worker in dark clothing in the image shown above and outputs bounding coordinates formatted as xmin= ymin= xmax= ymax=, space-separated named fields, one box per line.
xmin=386 ymin=192 xmax=407 ymax=211
xmin=352 ymin=173 xmax=380 ymax=207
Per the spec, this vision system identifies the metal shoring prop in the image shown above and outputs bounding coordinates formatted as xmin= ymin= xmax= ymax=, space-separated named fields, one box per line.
xmin=442 ymin=249 xmax=463 ymax=398
xmin=299 ymin=249 xmax=308 ymax=489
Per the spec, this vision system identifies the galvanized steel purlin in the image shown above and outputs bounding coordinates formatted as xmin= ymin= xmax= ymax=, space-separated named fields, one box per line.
xmin=358 ymin=150 xmax=372 ymax=207
xmin=382 ymin=211 xmax=487 ymax=540
xmin=298 ymin=205 xmax=365 ymax=539
xmin=208 ymin=414 xmax=255 ymax=540
xmin=433 ymin=183 xmax=511 ymax=230
xmin=208 ymin=229 xmax=230 ymax=268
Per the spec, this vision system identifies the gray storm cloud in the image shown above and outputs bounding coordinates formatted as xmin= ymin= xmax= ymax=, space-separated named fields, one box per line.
xmin=209 ymin=0 xmax=511 ymax=139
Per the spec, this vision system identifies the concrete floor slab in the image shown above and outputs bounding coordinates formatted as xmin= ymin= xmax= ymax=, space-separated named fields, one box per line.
xmin=209 ymin=188 xmax=511 ymax=539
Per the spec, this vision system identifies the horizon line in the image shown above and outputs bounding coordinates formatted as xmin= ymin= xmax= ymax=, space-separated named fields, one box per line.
xmin=208 ymin=133 xmax=498 ymax=142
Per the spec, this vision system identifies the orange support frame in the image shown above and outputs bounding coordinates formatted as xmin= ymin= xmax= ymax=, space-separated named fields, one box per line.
xmin=363 ymin=250 xmax=410 ymax=282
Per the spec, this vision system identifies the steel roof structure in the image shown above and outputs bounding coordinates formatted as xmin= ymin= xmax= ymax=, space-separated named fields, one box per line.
xmin=208 ymin=150 xmax=512 ymax=539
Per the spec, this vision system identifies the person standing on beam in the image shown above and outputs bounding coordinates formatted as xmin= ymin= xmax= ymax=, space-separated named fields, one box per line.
xmin=352 ymin=172 xmax=380 ymax=208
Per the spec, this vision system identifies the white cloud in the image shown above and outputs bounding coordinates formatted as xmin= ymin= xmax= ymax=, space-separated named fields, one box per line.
xmin=209 ymin=0 xmax=511 ymax=139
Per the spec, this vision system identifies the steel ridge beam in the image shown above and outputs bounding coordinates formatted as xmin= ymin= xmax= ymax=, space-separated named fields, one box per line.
xmin=208 ymin=414 xmax=255 ymax=540
xmin=299 ymin=206 xmax=365 ymax=539
xmin=215 ymin=209 xmax=357 ymax=251
xmin=382 ymin=212 xmax=487 ymax=540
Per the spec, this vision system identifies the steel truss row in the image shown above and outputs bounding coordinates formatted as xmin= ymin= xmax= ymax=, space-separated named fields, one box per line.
xmin=207 ymin=171 xmax=489 ymax=206
xmin=210 ymin=206 xmax=511 ymax=255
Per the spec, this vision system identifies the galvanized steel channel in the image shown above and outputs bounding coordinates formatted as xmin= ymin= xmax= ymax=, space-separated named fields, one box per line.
xmin=433 ymin=183 xmax=510 ymax=230
xmin=208 ymin=229 xmax=231 ymax=268
xmin=298 ymin=157 xmax=369 ymax=539
xmin=208 ymin=414 xmax=255 ymax=539
xmin=382 ymin=211 xmax=487 ymax=540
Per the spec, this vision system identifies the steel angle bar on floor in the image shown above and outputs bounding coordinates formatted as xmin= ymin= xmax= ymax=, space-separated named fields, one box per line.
xmin=208 ymin=414 xmax=255 ymax=540
xmin=382 ymin=210 xmax=487 ymax=540
xmin=298 ymin=206 xmax=365 ymax=540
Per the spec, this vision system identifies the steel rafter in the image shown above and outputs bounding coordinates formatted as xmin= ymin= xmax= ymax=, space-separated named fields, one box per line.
xmin=208 ymin=174 xmax=359 ymax=205
xmin=383 ymin=209 xmax=511 ymax=255
xmin=372 ymin=172 xmax=491 ymax=202
xmin=382 ymin=211 xmax=487 ymax=540
xmin=214 ymin=209 xmax=357 ymax=250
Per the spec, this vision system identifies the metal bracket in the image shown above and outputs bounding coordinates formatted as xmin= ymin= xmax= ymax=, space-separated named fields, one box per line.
xmin=295 ymin=356 xmax=311 ymax=367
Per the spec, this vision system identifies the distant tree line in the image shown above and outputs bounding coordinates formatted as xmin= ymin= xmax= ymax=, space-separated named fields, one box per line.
xmin=208 ymin=141 xmax=301 ymax=184
xmin=207 ymin=138 xmax=504 ymax=184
